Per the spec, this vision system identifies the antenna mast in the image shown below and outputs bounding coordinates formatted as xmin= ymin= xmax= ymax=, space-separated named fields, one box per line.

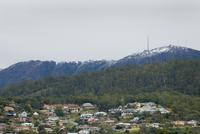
xmin=147 ymin=36 xmax=150 ymax=53
xmin=147 ymin=36 xmax=151 ymax=63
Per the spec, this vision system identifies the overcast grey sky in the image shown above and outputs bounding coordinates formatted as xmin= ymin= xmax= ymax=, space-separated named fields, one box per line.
xmin=0 ymin=0 xmax=200 ymax=68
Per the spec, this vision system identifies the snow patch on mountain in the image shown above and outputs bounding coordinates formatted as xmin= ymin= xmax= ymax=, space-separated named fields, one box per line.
xmin=124 ymin=45 xmax=190 ymax=60
xmin=0 ymin=45 xmax=199 ymax=88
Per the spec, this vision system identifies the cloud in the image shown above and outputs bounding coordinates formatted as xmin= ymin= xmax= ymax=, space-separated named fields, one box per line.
xmin=0 ymin=0 xmax=200 ymax=68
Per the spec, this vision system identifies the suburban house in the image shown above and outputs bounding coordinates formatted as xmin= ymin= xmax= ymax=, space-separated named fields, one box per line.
xmin=47 ymin=116 xmax=59 ymax=126
xmin=33 ymin=112 xmax=39 ymax=116
xmin=146 ymin=123 xmax=160 ymax=128
xmin=39 ymin=110 xmax=54 ymax=116
xmin=158 ymin=107 xmax=171 ymax=114
xmin=63 ymin=104 xmax=80 ymax=113
xmin=14 ymin=125 xmax=32 ymax=132
xmin=0 ymin=123 xmax=7 ymax=134
xmin=18 ymin=111 xmax=29 ymax=122
xmin=173 ymin=121 xmax=185 ymax=127
xmin=114 ymin=123 xmax=131 ymax=132
xmin=4 ymin=106 xmax=14 ymax=112
xmin=186 ymin=120 xmax=198 ymax=127
xmin=4 ymin=106 xmax=16 ymax=117
xmin=104 ymin=119 xmax=116 ymax=125
xmin=80 ymin=114 xmax=93 ymax=120
xmin=82 ymin=103 xmax=95 ymax=109
xmin=130 ymin=117 xmax=140 ymax=123
xmin=43 ymin=104 xmax=62 ymax=112
xmin=94 ymin=112 xmax=107 ymax=117
xmin=19 ymin=111 xmax=28 ymax=118
xmin=78 ymin=129 xmax=90 ymax=134
xmin=88 ymin=117 xmax=99 ymax=123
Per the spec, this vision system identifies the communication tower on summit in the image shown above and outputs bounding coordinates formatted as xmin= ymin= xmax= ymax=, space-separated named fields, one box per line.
xmin=147 ymin=36 xmax=150 ymax=54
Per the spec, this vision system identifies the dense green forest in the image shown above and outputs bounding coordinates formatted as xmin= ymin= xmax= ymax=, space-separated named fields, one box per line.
xmin=1 ymin=60 xmax=200 ymax=120
xmin=1 ymin=60 xmax=200 ymax=97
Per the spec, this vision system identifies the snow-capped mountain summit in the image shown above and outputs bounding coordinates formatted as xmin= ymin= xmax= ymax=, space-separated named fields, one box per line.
xmin=114 ymin=45 xmax=200 ymax=66
xmin=123 ymin=45 xmax=189 ymax=59
xmin=0 ymin=45 xmax=199 ymax=88
xmin=149 ymin=45 xmax=190 ymax=55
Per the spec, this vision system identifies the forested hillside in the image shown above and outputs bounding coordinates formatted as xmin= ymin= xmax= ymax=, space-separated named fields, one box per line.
xmin=1 ymin=60 xmax=200 ymax=121
xmin=0 ymin=45 xmax=199 ymax=88
xmin=2 ymin=60 xmax=200 ymax=97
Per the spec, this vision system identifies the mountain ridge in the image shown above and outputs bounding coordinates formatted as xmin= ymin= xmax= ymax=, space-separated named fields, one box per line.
xmin=2 ymin=60 xmax=200 ymax=97
xmin=0 ymin=45 xmax=200 ymax=88
xmin=115 ymin=45 xmax=200 ymax=66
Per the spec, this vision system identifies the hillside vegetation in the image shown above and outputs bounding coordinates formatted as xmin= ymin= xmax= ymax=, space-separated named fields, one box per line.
xmin=2 ymin=60 xmax=200 ymax=97
xmin=1 ymin=60 xmax=200 ymax=121
xmin=0 ymin=45 xmax=199 ymax=88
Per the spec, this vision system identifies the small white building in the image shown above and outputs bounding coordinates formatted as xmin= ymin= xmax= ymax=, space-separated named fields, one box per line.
xmin=48 ymin=116 xmax=59 ymax=122
xmin=94 ymin=112 xmax=107 ymax=117
xmin=114 ymin=123 xmax=131 ymax=131
xmin=146 ymin=123 xmax=160 ymax=128
xmin=19 ymin=111 xmax=28 ymax=118
xmin=150 ymin=123 xmax=160 ymax=128
xmin=121 ymin=112 xmax=133 ymax=117
xmin=159 ymin=107 xmax=171 ymax=114
xmin=137 ymin=105 xmax=157 ymax=114
xmin=82 ymin=103 xmax=95 ymax=109
xmin=187 ymin=120 xmax=198 ymax=127
xmin=45 ymin=128 xmax=53 ymax=133
xmin=79 ymin=130 xmax=90 ymax=134
xmin=104 ymin=119 xmax=115 ymax=124
xmin=80 ymin=114 xmax=93 ymax=120
xmin=130 ymin=117 xmax=140 ymax=123
xmin=33 ymin=112 xmax=39 ymax=116
xmin=21 ymin=123 xmax=34 ymax=128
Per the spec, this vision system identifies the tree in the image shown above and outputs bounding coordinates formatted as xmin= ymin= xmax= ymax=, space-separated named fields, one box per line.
xmin=55 ymin=107 xmax=64 ymax=117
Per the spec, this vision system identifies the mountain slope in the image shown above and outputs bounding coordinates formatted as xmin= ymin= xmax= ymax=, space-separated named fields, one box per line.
xmin=0 ymin=61 xmax=56 ymax=88
xmin=0 ymin=60 xmax=113 ymax=88
xmin=0 ymin=45 xmax=200 ymax=88
xmin=1 ymin=60 xmax=200 ymax=122
xmin=114 ymin=45 xmax=200 ymax=66
xmin=1 ymin=60 xmax=200 ymax=97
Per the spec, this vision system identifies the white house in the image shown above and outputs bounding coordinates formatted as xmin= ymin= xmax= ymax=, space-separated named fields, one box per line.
xmin=79 ymin=130 xmax=90 ymax=134
xmin=80 ymin=114 xmax=93 ymax=120
xmin=130 ymin=117 xmax=140 ymax=123
xmin=94 ymin=112 xmax=107 ymax=117
xmin=187 ymin=120 xmax=198 ymax=127
xmin=19 ymin=111 xmax=28 ymax=118
xmin=82 ymin=103 xmax=95 ymax=109
xmin=114 ymin=123 xmax=131 ymax=131
xmin=33 ymin=112 xmax=39 ymax=116
xmin=21 ymin=123 xmax=34 ymax=128
xmin=159 ymin=107 xmax=171 ymax=114
xmin=48 ymin=116 xmax=59 ymax=122
xmin=146 ymin=123 xmax=160 ymax=128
